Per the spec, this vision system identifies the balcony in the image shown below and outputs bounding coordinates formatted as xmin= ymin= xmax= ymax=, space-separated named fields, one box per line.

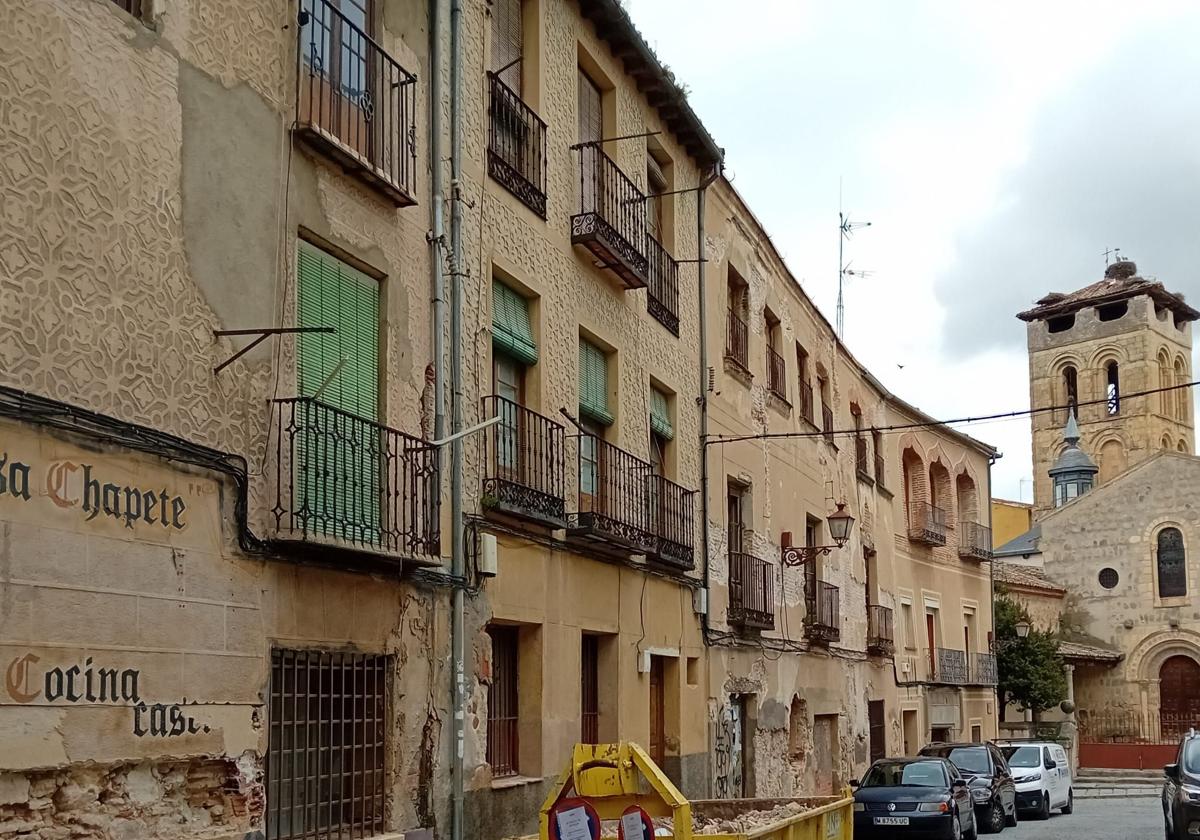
xmin=646 ymin=235 xmax=681 ymax=335
xmin=270 ymin=397 xmax=439 ymax=564
xmin=766 ymin=346 xmax=788 ymax=403
xmin=933 ymin=648 xmax=969 ymax=685
xmin=822 ymin=405 xmax=835 ymax=445
xmin=481 ymin=396 xmax=567 ymax=528
xmin=571 ymin=145 xmax=648 ymax=288
xmin=958 ymin=521 xmax=993 ymax=561
xmin=867 ymin=605 xmax=895 ymax=656
xmin=909 ymin=502 xmax=947 ymax=546
xmin=569 ymin=434 xmax=654 ymax=552
xmin=487 ymin=72 xmax=547 ymax=218
xmin=295 ymin=0 xmax=417 ymax=206
xmin=803 ymin=579 xmax=841 ymax=644
xmin=970 ymin=652 xmax=998 ymax=686
xmin=725 ymin=309 xmax=749 ymax=373
xmin=647 ymin=474 xmax=696 ymax=570
xmin=728 ymin=552 xmax=775 ymax=631
xmin=799 ymin=380 xmax=815 ymax=425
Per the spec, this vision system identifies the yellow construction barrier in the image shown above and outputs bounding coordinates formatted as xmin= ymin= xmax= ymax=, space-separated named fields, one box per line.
xmin=533 ymin=742 xmax=854 ymax=840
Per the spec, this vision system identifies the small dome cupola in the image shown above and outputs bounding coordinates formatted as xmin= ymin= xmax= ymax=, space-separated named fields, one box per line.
xmin=1048 ymin=410 xmax=1098 ymax=507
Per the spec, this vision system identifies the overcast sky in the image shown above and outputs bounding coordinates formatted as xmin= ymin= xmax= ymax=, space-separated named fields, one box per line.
xmin=625 ymin=0 xmax=1200 ymax=501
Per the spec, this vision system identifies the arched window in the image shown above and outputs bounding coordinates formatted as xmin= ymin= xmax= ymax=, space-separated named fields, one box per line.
xmin=1160 ymin=350 xmax=1173 ymax=415
xmin=1175 ymin=358 xmax=1188 ymax=421
xmin=1106 ymin=361 xmax=1120 ymax=416
xmin=1158 ymin=527 xmax=1187 ymax=598
xmin=1179 ymin=440 xmax=1190 ymax=454
xmin=1062 ymin=366 xmax=1078 ymax=418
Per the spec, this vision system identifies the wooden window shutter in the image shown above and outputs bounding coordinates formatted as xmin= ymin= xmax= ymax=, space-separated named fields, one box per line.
xmin=578 ymin=339 xmax=612 ymax=425
xmin=577 ymin=68 xmax=602 ymax=144
xmin=491 ymin=0 xmax=522 ymax=91
xmin=491 ymin=280 xmax=538 ymax=365
xmin=650 ymin=387 xmax=673 ymax=440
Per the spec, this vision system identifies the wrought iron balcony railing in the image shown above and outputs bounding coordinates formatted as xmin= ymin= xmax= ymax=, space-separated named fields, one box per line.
xmin=803 ymin=579 xmax=841 ymax=644
xmin=934 ymin=648 xmax=969 ymax=685
xmin=481 ymin=396 xmax=566 ymax=527
xmin=487 ymin=72 xmax=547 ymax=218
xmin=799 ymin=380 xmax=815 ymax=425
xmin=728 ymin=552 xmax=775 ymax=631
xmin=822 ymin=405 xmax=835 ymax=444
xmin=909 ymin=502 xmax=947 ymax=546
xmin=970 ymin=652 xmax=998 ymax=686
xmin=271 ymin=397 xmax=439 ymax=563
xmin=570 ymin=434 xmax=654 ymax=551
xmin=855 ymin=437 xmax=870 ymax=476
xmin=571 ymin=145 xmax=648 ymax=288
xmin=767 ymin=346 xmax=788 ymax=402
xmin=646 ymin=234 xmax=681 ymax=335
xmin=647 ymin=474 xmax=695 ymax=570
xmin=296 ymin=0 xmax=417 ymax=206
xmin=867 ymin=604 xmax=895 ymax=656
xmin=958 ymin=521 xmax=993 ymax=561
xmin=726 ymin=308 xmax=749 ymax=371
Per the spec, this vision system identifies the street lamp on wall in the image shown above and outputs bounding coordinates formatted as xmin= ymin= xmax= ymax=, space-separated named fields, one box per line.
xmin=780 ymin=502 xmax=856 ymax=567
xmin=1015 ymin=620 xmax=1031 ymax=639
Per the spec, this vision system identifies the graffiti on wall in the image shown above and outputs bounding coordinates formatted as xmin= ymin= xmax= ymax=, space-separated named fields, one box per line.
xmin=712 ymin=703 xmax=743 ymax=799
xmin=4 ymin=653 xmax=211 ymax=737
xmin=0 ymin=451 xmax=188 ymax=530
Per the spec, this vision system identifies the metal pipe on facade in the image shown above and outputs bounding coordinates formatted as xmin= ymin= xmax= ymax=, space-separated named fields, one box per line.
xmin=448 ymin=0 xmax=466 ymax=836
xmin=429 ymin=0 xmax=445 ymax=444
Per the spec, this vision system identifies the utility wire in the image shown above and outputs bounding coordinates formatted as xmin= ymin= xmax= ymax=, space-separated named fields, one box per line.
xmin=707 ymin=378 xmax=1200 ymax=446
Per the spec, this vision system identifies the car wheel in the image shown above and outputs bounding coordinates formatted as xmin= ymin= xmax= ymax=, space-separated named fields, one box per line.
xmin=1062 ymin=788 xmax=1073 ymax=815
xmin=1004 ymin=798 xmax=1018 ymax=827
xmin=1038 ymin=791 xmax=1051 ymax=820
xmin=984 ymin=799 xmax=1004 ymax=833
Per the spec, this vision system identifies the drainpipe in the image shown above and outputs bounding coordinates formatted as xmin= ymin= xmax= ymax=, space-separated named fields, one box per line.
xmin=448 ymin=0 xmax=466 ymax=836
xmin=429 ymin=0 xmax=445 ymax=443
xmin=987 ymin=452 xmax=998 ymax=735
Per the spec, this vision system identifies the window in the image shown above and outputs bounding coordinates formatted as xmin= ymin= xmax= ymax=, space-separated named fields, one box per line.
xmin=818 ymin=376 xmax=833 ymax=442
xmin=1158 ymin=528 xmax=1187 ymax=598
xmin=1176 ymin=358 xmax=1189 ymax=421
xmin=649 ymin=386 xmax=673 ymax=475
xmin=900 ymin=602 xmax=915 ymax=648
xmin=1106 ymin=361 xmax=1120 ymax=415
xmin=726 ymin=268 xmax=749 ymax=369
xmin=1062 ymin=366 xmax=1078 ymax=418
xmin=578 ymin=339 xmax=612 ymax=425
xmin=1048 ymin=314 xmax=1075 ymax=333
xmin=581 ymin=634 xmax=599 ymax=744
xmin=487 ymin=626 xmax=520 ymax=776
xmin=727 ymin=482 xmax=748 ymax=554
xmin=796 ymin=344 xmax=814 ymax=423
xmin=765 ymin=310 xmax=786 ymax=399
xmin=267 ymin=649 xmax=389 ymax=840
xmin=646 ymin=153 xmax=667 ymax=244
xmin=492 ymin=280 xmax=537 ymax=370
xmin=491 ymin=0 xmax=523 ymax=92
xmin=1097 ymin=301 xmax=1128 ymax=321
xmin=873 ymin=430 xmax=885 ymax=485
xmin=577 ymin=68 xmax=603 ymax=210
xmin=111 ymin=0 xmax=151 ymax=23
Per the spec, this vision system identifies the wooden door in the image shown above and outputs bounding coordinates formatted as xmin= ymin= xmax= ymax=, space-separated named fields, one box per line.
xmin=926 ymin=613 xmax=937 ymax=679
xmin=1160 ymin=655 xmax=1200 ymax=736
xmin=868 ymin=700 xmax=886 ymax=762
xmin=299 ymin=0 xmax=375 ymax=161
xmin=649 ymin=656 xmax=665 ymax=766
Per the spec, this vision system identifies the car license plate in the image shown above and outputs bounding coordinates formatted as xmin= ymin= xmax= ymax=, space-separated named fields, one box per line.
xmin=874 ymin=816 xmax=909 ymax=826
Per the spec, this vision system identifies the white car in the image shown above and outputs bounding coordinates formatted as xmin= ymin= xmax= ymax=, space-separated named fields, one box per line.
xmin=997 ymin=741 xmax=1074 ymax=819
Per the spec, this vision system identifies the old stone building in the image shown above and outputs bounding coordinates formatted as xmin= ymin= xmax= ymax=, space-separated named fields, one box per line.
xmin=0 ymin=1 xmax=999 ymax=839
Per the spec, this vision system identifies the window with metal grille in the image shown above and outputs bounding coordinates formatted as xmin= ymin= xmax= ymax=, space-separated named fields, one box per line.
xmin=581 ymin=634 xmax=599 ymax=744
xmin=488 ymin=625 xmax=520 ymax=776
xmin=267 ymin=649 xmax=389 ymax=840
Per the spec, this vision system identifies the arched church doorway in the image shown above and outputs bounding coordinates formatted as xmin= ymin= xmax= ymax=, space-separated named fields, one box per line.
xmin=1160 ymin=655 xmax=1200 ymax=736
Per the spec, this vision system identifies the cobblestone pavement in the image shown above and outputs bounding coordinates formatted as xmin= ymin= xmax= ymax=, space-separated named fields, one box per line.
xmin=1004 ymin=795 xmax=1161 ymax=840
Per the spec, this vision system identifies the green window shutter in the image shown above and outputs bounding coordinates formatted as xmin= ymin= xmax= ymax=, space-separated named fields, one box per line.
xmin=491 ymin=281 xmax=538 ymax=365
xmin=578 ymin=339 xmax=613 ymax=425
xmin=650 ymin=387 xmax=673 ymax=440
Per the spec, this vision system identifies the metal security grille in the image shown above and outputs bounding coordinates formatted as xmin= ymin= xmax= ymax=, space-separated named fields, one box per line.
xmin=581 ymin=635 xmax=599 ymax=744
xmin=267 ymin=649 xmax=390 ymax=840
xmin=488 ymin=626 xmax=520 ymax=777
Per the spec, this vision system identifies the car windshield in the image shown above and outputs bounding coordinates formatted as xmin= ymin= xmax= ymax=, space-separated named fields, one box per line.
xmin=945 ymin=747 xmax=990 ymax=775
xmin=1185 ymin=739 xmax=1200 ymax=774
xmin=1002 ymin=746 xmax=1041 ymax=768
xmin=862 ymin=761 xmax=946 ymax=788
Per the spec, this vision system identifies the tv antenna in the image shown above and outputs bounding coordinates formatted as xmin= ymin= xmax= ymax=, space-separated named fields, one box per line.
xmin=837 ymin=209 xmax=871 ymax=340
xmin=1102 ymin=246 xmax=1122 ymax=266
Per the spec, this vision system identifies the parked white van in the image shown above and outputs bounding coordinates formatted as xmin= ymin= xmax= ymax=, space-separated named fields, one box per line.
xmin=997 ymin=741 xmax=1074 ymax=819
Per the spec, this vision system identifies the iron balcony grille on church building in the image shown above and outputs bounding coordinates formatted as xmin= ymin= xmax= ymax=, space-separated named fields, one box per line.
xmin=910 ymin=502 xmax=947 ymax=546
xmin=571 ymin=145 xmax=648 ymax=287
xmin=645 ymin=235 xmax=681 ymax=335
xmin=481 ymin=396 xmax=567 ymax=527
xmin=270 ymin=397 xmax=440 ymax=563
xmin=934 ymin=648 xmax=969 ymax=685
xmin=568 ymin=435 xmax=695 ymax=569
xmin=867 ymin=604 xmax=895 ymax=656
xmin=486 ymin=72 xmax=547 ymax=218
xmin=728 ymin=552 xmax=775 ymax=630
xmin=295 ymin=0 xmax=417 ymax=207
xmin=803 ymin=579 xmax=840 ymax=644
xmin=958 ymin=521 xmax=993 ymax=561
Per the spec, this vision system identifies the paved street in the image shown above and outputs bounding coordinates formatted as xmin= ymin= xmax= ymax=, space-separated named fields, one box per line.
xmin=998 ymin=796 xmax=1160 ymax=840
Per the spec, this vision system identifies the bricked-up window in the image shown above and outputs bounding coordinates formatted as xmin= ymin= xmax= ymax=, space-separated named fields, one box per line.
xmin=267 ymin=649 xmax=390 ymax=840
xmin=488 ymin=625 xmax=520 ymax=776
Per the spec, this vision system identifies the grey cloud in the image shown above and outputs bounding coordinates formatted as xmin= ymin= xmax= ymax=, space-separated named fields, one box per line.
xmin=936 ymin=24 xmax=1200 ymax=355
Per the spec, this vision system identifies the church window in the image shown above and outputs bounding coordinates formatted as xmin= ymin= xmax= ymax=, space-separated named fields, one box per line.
xmin=1048 ymin=314 xmax=1074 ymax=333
xmin=1098 ymin=567 xmax=1119 ymax=590
xmin=1096 ymin=301 xmax=1128 ymax=322
xmin=1157 ymin=527 xmax=1187 ymax=598
xmin=1106 ymin=362 xmax=1120 ymax=416
xmin=1062 ymin=366 xmax=1078 ymax=417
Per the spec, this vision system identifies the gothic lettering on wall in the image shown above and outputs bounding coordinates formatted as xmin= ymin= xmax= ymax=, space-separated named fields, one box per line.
xmin=0 ymin=451 xmax=187 ymax=530
xmin=4 ymin=654 xmax=210 ymax=737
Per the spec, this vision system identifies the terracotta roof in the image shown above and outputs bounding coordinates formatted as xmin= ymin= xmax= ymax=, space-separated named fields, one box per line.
xmin=580 ymin=1 xmax=722 ymax=169
xmin=994 ymin=561 xmax=1064 ymax=595
xmin=1058 ymin=640 xmax=1123 ymax=663
xmin=1017 ymin=262 xmax=1199 ymax=322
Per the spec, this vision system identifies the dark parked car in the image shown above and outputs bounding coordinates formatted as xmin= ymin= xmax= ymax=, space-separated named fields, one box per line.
xmin=919 ymin=742 xmax=1017 ymax=834
xmin=851 ymin=757 xmax=978 ymax=839
xmin=1164 ymin=730 xmax=1200 ymax=840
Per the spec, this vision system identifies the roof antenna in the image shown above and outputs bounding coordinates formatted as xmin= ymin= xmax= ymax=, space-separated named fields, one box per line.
xmin=837 ymin=178 xmax=871 ymax=340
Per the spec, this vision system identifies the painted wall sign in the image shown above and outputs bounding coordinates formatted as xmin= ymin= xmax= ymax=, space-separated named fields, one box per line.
xmin=0 ymin=450 xmax=187 ymax=530
xmin=4 ymin=653 xmax=211 ymax=737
